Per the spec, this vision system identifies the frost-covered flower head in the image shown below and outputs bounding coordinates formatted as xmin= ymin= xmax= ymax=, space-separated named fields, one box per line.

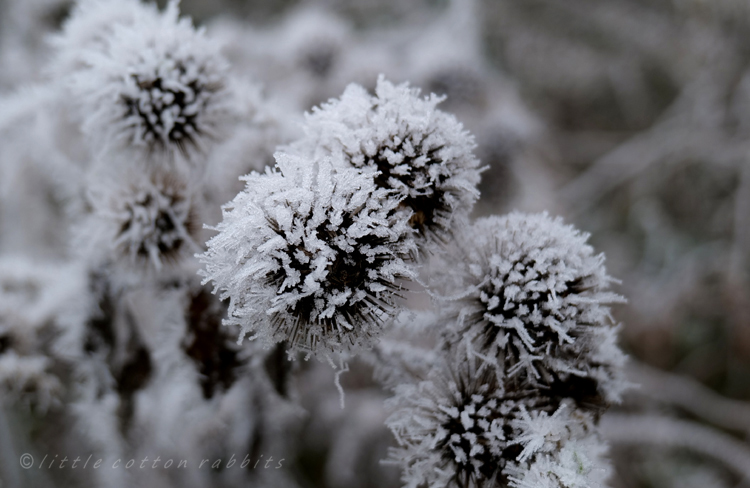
xmin=444 ymin=212 xmax=627 ymax=405
xmin=385 ymin=348 xmax=615 ymax=488
xmin=386 ymin=355 xmax=511 ymax=488
xmin=295 ymin=75 xmax=482 ymax=246
xmin=199 ymin=153 xmax=416 ymax=357
xmin=66 ymin=0 xmax=232 ymax=161
xmin=83 ymin=171 xmax=200 ymax=273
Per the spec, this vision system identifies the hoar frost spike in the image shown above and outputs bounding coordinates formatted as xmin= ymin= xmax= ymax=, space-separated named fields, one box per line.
xmin=199 ymin=153 xmax=416 ymax=357
xmin=295 ymin=75 xmax=482 ymax=245
xmin=444 ymin=212 xmax=627 ymax=406
xmin=503 ymin=404 xmax=612 ymax=488
xmin=65 ymin=0 xmax=231 ymax=160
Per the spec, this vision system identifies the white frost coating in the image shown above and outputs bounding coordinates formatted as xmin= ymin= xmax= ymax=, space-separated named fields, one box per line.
xmin=0 ymin=257 xmax=92 ymax=410
xmin=505 ymin=402 xmax=612 ymax=488
xmin=385 ymin=356 xmax=508 ymax=488
xmin=199 ymin=153 xmax=416 ymax=357
xmin=50 ymin=0 xmax=155 ymax=75
xmin=385 ymin=212 xmax=626 ymax=487
xmin=443 ymin=212 xmax=628 ymax=403
xmin=506 ymin=430 xmax=612 ymax=488
xmin=80 ymin=170 xmax=201 ymax=275
xmin=60 ymin=0 xmax=233 ymax=162
xmin=293 ymin=75 xmax=482 ymax=246
xmin=385 ymin=351 xmax=615 ymax=488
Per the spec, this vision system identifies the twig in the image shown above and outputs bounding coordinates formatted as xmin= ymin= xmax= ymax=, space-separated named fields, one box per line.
xmin=601 ymin=413 xmax=750 ymax=483
xmin=628 ymin=361 xmax=750 ymax=437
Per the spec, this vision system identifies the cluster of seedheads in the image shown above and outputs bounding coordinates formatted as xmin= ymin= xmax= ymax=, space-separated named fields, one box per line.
xmin=0 ymin=2 xmax=627 ymax=488
xmin=381 ymin=212 xmax=625 ymax=487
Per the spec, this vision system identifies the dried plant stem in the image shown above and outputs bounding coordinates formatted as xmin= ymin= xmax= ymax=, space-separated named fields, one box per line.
xmin=629 ymin=361 xmax=750 ymax=437
xmin=601 ymin=413 xmax=750 ymax=482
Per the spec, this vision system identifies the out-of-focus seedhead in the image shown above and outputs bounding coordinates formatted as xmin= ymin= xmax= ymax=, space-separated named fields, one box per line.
xmin=82 ymin=171 xmax=201 ymax=275
xmin=62 ymin=0 xmax=232 ymax=162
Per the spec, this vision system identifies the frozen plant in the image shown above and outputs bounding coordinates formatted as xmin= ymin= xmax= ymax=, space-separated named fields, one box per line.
xmin=293 ymin=75 xmax=483 ymax=246
xmin=79 ymin=170 xmax=201 ymax=276
xmin=384 ymin=349 xmax=614 ymax=488
xmin=0 ymin=2 xmax=634 ymax=488
xmin=199 ymin=154 xmax=417 ymax=358
xmin=439 ymin=212 xmax=628 ymax=407
xmin=381 ymin=213 xmax=628 ymax=487
xmin=61 ymin=0 xmax=233 ymax=163
xmin=385 ymin=354 xmax=508 ymax=488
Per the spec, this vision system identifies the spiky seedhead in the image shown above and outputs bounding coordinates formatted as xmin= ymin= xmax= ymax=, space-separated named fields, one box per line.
xmin=85 ymin=171 xmax=200 ymax=273
xmin=294 ymin=75 xmax=482 ymax=247
xmin=385 ymin=351 xmax=615 ymax=488
xmin=117 ymin=180 xmax=198 ymax=269
xmin=386 ymin=355 xmax=513 ymax=488
xmin=199 ymin=153 xmax=416 ymax=357
xmin=443 ymin=212 xmax=627 ymax=406
xmin=67 ymin=0 xmax=231 ymax=160
xmin=120 ymin=57 xmax=225 ymax=155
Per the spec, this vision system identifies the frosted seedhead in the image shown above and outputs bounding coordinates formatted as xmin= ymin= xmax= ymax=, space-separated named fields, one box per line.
xmin=83 ymin=170 xmax=201 ymax=275
xmin=199 ymin=153 xmax=416 ymax=358
xmin=118 ymin=55 xmax=226 ymax=156
xmin=444 ymin=212 xmax=627 ymax=406
xmin=112 ymin=176 xmax=198 ymax=271
xmin=295 ymin=75 xmax=482 ymax=248
xmin=385 ymin=349 xmax=615 ymax=488
xmin=65 ymin=0 xmax=232 ymax=163
xmin=385 ymin=353 xmax=513 ymax=488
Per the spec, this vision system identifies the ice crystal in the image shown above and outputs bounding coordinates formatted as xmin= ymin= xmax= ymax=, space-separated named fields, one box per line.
xmin=294 ymin=75 xmax=482 ymax=245
xmin=63 ymin=0 xmax=231 ymax=160
xmin=443 ymin=212 xmax=627 ymax=405
xmin=505 ymin=404 xmax=612 ymax=488
xmin=199 ymin=153 xmax=416 ymax=357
